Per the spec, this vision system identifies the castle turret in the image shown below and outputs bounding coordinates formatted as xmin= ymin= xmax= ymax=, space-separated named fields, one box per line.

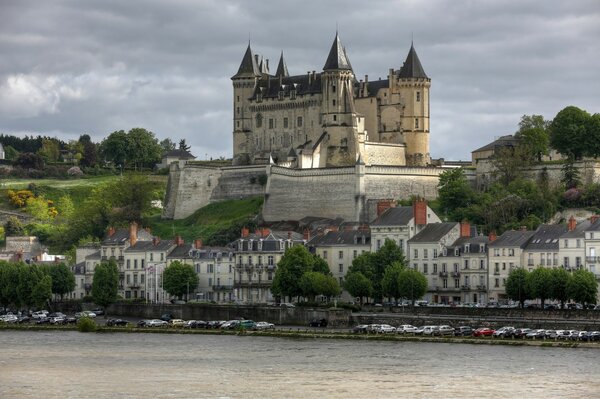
xmin=398 ymin=43 xmax=431 ymax=166
xmin=232 ymin=44 xmax=261 ymax=165
xmin=275 ymin=51 xmax=289 ymax=77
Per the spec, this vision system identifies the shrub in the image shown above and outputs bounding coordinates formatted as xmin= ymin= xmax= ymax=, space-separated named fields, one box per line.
xmin=77 ymin=317 xmax=97 ymax=332
xmin=67 ymin=166 xmax=84 ymax=176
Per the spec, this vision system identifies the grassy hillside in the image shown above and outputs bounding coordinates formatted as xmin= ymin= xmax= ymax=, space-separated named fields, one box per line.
xmin=144 ymin=197 xmax=263 ymax=244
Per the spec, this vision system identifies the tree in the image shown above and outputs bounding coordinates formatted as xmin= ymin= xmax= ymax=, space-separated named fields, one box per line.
xmin=516 ymin=127 xmax=549 ymax=163
xmin=4 ymin=217 xmax=24 ymax=236
xmin=4 ymin=145 xmax=19 ymax=160
xmin=109 ymin=173 xmax=158 ymax=223
xmin=527 ymin=267 xmax=552 ymax=308
xmin=271 ymin=245 xmax=316 ymax=301
xmin=343 ymin=272 xmax=372 ymax=305
xmin=179 ymin=139 xmax=191 ymax=152
xmin=92 ymin=259 xmax=119 ymax=310
xmin=13 ymin=152 xmax=45 ymax=169
xmin=160 ymin=138 xmax=176 ymax=153
xmin=381 ymin=261 xmax=404 ymax=303
xmin=586 ymin=113 xmax=600 ymax=158
xmin=100 ymin=130 xmax=128 ymax=166
xmin=549 ymin=106 xmax=591 ymax=159
xmin=321 ymin=274 xmax=341 ymax=300
xmin=562 ymin=157 xmax=580 ymax=189
xmin=162 ymin=261 xmax=198 ymax=300
xmin=370 ymin=239 xmax=406 ymax=301
xmin=505 ymin=268 xmax=530 ymax=308
xmin=299 ymin=271 xmax=326 ymax=302
xmin=16 ymin=264 xmax=43 ymax=308
xmin=549 ymin=267 xmax=570 ymax=309
xmin=567 ymin=269 xmax=598 ymax=305
xmin=79 ymin=134 xmax=98 ymax=167
xmin=48 ymin=264 xmax=76 ymax=300
xmin=31 ymin=275 xmax=52 ymax=309
xmin=491 ymin=145 xmax=530 ymax=185
xmin=397 ymin=268 xmax=427 ymax=306
xmin=0 ymin=262 xmax=19 ymax=307
xmin=25 ymin=196 xmax=53 ymax=222
xmin=126 ymin=128 xmax=162 ymax=169
xmin=518 ymin=114 xmax=550 ymax=132
xmin=37 ymin=138 xmax=61 ymax=162
xmin=438 ymin=168 xmax=477 ymax=220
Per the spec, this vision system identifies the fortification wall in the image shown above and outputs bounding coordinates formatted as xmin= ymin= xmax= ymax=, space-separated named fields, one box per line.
xmin=363 ymin=142 xmax=406 ymax=166
xmin=263 ymin=165 xmax=360 ymax=222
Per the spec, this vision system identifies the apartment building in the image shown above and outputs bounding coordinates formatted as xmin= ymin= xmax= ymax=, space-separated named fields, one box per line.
xmin=559 ymin=217 xmax=589 ymax=270
xmin=584 ymin=217 xmax=600 ymax=278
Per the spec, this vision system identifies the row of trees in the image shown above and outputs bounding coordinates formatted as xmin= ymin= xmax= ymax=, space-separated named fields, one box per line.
xmin=505 ymin=267 xmax=598 ymax=308
xmin=343 ymin=240 xmax=427 ymax=305
xmin=271 ymin=246 xmax=341 ymax=302
xmin=0 ymin=262 xmax=75 ymax=309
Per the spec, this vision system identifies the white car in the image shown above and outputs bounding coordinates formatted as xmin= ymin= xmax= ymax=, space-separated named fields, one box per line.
xmin=253 ymin=321 xmax=275 ymax=330
xmin=398 ymin=324 xmax=418 ymax=334
xmin=147 ymin=319 xmax=168 ymax=327
xmin=170 ymin=319 xmax=185 ymax=327
xmin=374 ymin=324 xmax=396 ymax=333
xmin=32 ymin=311 xmax=48 ymax=319
xmin=1 ymin=314 xmax=18 ymax=323
xmin=422 ymin=326 xmax=440 ymax=335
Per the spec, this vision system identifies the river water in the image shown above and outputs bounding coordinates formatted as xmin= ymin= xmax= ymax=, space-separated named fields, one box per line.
xmin=1 ymin=331 xmax=598 ymax=398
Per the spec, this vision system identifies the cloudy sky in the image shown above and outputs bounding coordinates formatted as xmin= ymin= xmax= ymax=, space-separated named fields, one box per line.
xmin=1 ymin=0 xmax=599 ymax=161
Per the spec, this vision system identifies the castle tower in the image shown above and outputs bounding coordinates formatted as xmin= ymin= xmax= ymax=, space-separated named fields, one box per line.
xmin=398 ymin=43 xmax=431 ymax=166
xmin=275 ymin=51 xmax=289 ymax=77
xmin=320 ymin=33 xmax=362 ymax=166
xmin=231 ymin=43 xmax=261 ymax=165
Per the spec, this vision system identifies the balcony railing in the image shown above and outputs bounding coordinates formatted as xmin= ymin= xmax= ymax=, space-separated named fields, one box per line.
xmin=212 ymin=285 xmax=234 ymax=291
xmin=493 ymin=270 xmax=500 ymax=275
xmin=586 ymin=256 xmax=599 ymax=263
xmin=234 ymin=281 xmax=272 ymax=288
xmin=451 ymin=272 xmax=460 ymax=278
xmin=438 ymin=272 xmax=448 ymax=278
xmin=460 ymin=285 xmax=471 ymax=291
xmin=476 ymin=285 xmax=487 ymax=291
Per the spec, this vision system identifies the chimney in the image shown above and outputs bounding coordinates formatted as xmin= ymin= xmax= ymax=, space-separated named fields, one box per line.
xmin=568 ymin=216 xmax=577 ymax=232
xmin=359 ymin=223 xmax=370 ymax=231
xmin=590 ymin=215 xmax=600 ymax=224
xmin=303 ymin=229 xmax=311 ymax=241
xmin=129 ymin=222 xmax=138 ymax=247
xmin=287 ymin=231 xmax=291 ymax=239
xmin=488 ymin=231 xmax=497 ymax=242
xmin=152 ymin=236 xmax=160 ymax=246
xmin=107 ymin=227 xmax=116 ymax=237
xmin=307 ymin=71 xmax=311 ymax=85
xmin=460 ymin=221 xmax=471 ymax=238
xmin=377 ymin=200 xmax=395 ymax=217
xmin=241 ymin=227 xmax=250 ymax=238
xmin=194 ymin=239 xmax=202 ymax=249
xmin=413 ymin=198 xmax=427 ymax=226
xmin=175 ymin=235 xmax=184 ymax=246
xmin=262 ymin=228 xmax=270 ymax=238
xmin=255 ymin=229 xmax=261 ymax=237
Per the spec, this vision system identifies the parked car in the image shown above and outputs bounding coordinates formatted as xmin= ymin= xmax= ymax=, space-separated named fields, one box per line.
xmin=373 ymin=324 xmax=396 ymax=333
xmin=1 ymin=314 xmax=18 ymax=323
xmin=48 ymin=312 xmax=66 ymax=319
xmin=31 ymin=311 xmax=49 ymax=319
xmin=64 ymin=317 xmax=77 ymax=324
xmin=221 ymin=320 xmax=241 ymax=329
xmin=160 ymin=313 xmax=173 ymax=322
xmin=137 ymin=320 xmax=150 ymax=328
xmin=435 ymin=325 xmax=454 ymax=336
xmin=146 ymin=319 xmax=168 ymax=327
xmin=397 ymin=325 xmax=418 ymax=334
xmin=49 ymin=316 xmax=66 ymax=325
xmin=106 ymin=319 xmax=129 ymax=327
xmin=91 ymin=308 xmax=104 ymax=316
xmin=413 ymin=326 xmax=426 ymax=335
xmin=280 ymin=303 xmax=295 ymax=308
xmin=75 ymin=311 xmax=96 ymax=319
xmin=16 ymin=316 xmax=30 ymax=324
xmin=169 ymin=319 xmax=185 ymax=327
xmin=422 ymin=326 xmax=440 ymax=336
xmin=239 ymin=320 xmax=256 ymax=329
xmin=309 ymin=318 xmax=328 ymax=328
xmin=253 ymin=321 xmax=275 ymax=330
xmin=525 ymin=329 xmax=546 ymax=339
xmin=513 ymin=328 xmax=533 ymax=339
xmin=454 ymin=326 xmax=474 ymax=336
xmin=351 ymin=324 xmax=369 ymax=334
xmin=36 ymin=317 xmax=51 ymax=325
xmin=493 ymin=327 xmax=515 ymax=338
xmin=473 ymin=328 xmax=495 ymax=337
xmin=207 ymin=320 xmax=226 ymax=329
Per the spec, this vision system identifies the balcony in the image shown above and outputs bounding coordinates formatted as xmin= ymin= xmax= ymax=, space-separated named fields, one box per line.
xmin=493 ymin=270 xmax=500 ymax=275
xmin=460 ymin=285 xmax=471 ymax=291
xmin=118 ymin=256 xmax=124 ymax=261
xmin=101 ymin=256 xmax=107 ymax=261
xmin=451 ymin=272 xmax=460 ymax=278
xmin=586 ymin=256 xmax=599 ymax=263
xmin=212 ymin=285 xmax=234 ymax=291
xmin=234 ymin=281 xmax=272 ymax=288
xmin=128 ymin=284 xmax=140 ymax=289
xmin=438 ymin=272 xmax=448 ymax=278
xmin=476 ymin=285 xmax=487 ymax=291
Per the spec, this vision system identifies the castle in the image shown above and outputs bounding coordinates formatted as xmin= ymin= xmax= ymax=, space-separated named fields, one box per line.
xmin=232 ymin=33 xmax=431 ymax=168
xmin=163 ymin=33 xmax=445 ymax=222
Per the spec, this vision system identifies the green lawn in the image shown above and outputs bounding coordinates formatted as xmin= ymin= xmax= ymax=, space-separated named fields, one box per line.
xmin=145 ymin=197 xmax=263 ymax=243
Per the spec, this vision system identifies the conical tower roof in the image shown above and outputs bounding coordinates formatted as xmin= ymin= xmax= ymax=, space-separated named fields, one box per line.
xmin=323 ymin=33 xmax=352 ymax=71
xmin=398 ymin=43 xmax=428 ymax=79
xmin=232 ymin=43 xmax=260 ymax=78
xmin=276 ymin=51 xmax=289 ymax=77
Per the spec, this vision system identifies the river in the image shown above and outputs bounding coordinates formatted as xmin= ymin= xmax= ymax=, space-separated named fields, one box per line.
xmin=1 ymin=331 xmax=598 ymax=398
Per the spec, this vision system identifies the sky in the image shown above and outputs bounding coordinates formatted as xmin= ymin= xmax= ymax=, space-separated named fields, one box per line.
xmin=1 ymin=0 xmax=599 ymax=162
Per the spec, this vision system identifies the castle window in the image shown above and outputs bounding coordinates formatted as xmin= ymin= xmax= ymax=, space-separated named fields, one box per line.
xmin=255 ymin=114 xmax=263 ymax=128
xmin=257 ymin=92 xmax=262 ymax=102
xmin=290 ymin=90 xmax=296 ymax=100
xmin=332 ymin=85 xmax=336 ymax=93
xmin=269 ymin=118 xmax=274 ymax=129
xmin=332 ymin=99 xmax=336 ymax=106
xmin=333 ymin=115 xmax=337 ymax=122
xmin=416 ymin=91 xmax=421 ymax=102
xmin=415 ymin=118 xmax=419 ymax=129
xmin=236 ymin=107 xmax=240 ymax=114
xmin=278 ymin=91 xmax=284 ymax=101
xmin=297 ymin=116 xmax=303 ymax=127
xmin=283 ymin=117 xmax=288 ymax=129
xmin=237 ymin=121 xmax=240 ymax=128
xmin=237 ymin=96 xmax=240 ymax=102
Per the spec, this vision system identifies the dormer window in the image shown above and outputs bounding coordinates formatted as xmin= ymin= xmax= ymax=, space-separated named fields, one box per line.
xmin=290 ymin=89 xmax=296 ymax=100
xmin=257 ymin=92 xmax=263 ymax=103
xmin=464 ymin=244 xmax=470 ymax=253
xmin=278 ymin=91 xmax=284 ymax=101
xmin=442 ymin=248 xmax=447 ymax=256
xmin=454 ymin=248 xmax=459 ymax=256
xmin=258 ymin=239 xmax=263 ymax=251
xmin=238 ymin=240 xmax=243 ymax=251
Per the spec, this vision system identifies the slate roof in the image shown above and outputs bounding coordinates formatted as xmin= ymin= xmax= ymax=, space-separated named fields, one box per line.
xmin=275 ymin=51 xmax=289 ymax=77
xmin=102 ymin=228 xmax=153 ymax=245
xmin=86 ymin=251 xmax=101 ymax=260
xmin=72 ymin=261 xmax=85 ymax=274
xmin=163 ymin=149 xmax=195 ymax=159
xmin=323 ymin=33 xmax=352 ymax=71
xmin=488 ymin=230 xmax=535 ymax=248
xmin=439 ymin=236 xmax=490 ymax=257
xmin=371 ymin=207 xmax=413 ymax=226
xmin=398 ymin=43 xmax=428 ymax=79
xmin=364 ymin=79 xmax=389 ymax=97
xmin=125 ymin=239 xmax=176 ymax=252
xmin=561 ymin=220 xmax=591 ymax=238
xmin=253 ymin=73 xmax=322 ymax=99
xmin=408 ymin=222 xmax=458 ymax=243
xmin=232 ymin=44 xmax=260 ymax=78
xmin=472 ymin=135 xmax=517 ymax=153
xmin=233 ymin=230 xmax=304 ymax=252
xmin=167 ymin=243 xmax=192 ymax=259
xmin=189 ymin=247 xmax=234 ymax=260
xmin=525 ymin=224 xmax=567 ymax=251
xmin=586 ymin=218 xmax=600 ymax=232
xmin=308 ymin=230 xmax=370 ymax=247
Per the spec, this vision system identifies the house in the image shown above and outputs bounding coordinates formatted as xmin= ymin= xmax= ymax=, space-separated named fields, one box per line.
xmin=559 ymin=216 xmax=589 ymax=270
xmin=157 ymin=149 xmax=195 ymax=169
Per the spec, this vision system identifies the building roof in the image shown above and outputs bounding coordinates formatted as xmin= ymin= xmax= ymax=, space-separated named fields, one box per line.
xmin=233 ymin=230 xmax=305 ymax=252
xmin=371 ymin=206 xmax=413 ymax=226
xmin=586 ymin=218 xmax=600 ymax=232
xmin=102 ymin=228 xmax=153 ymax=245
xmin=308 ymin=230 xmax=370 ymax=247
xmin=125 ymin=239 xmax=176 ymax=252
xmin=253 ymin=72 xmax=322 ymax=99
xmin=408 ymin=222 xmax=458 ymax=243
xmin=86 ymin=251 xmax=101 ymax=260
xmin=488 ymin=230 xmax=535 ymax=248
xmin=323 ymin=33 xmax=352 ymax=71
xmin=167 ymin=243 xmax=192 ymax=259
xmin=439 ymin=235 xmax=490 ymax=257
xmin=275 ymin=51 xmax=289 ymax=77
xmin=472 ymin=135 xmax=517 ymax=153
xmin=163 ymin=149 xmax=195 ymax=159
xmin=189 ymin=246 xmax=233 ymax=260
xmin=524 ymin=225 xmax=567 ymax=251
xmin=232 ymin=44 xmax=260 ymax=78
xmin=561 ymin=220 xmax=591 ymax=238
xmin=398 ymin=43 xmax=428 ymax=79
xmin=365 ymin=79 xmax=389 ymax=97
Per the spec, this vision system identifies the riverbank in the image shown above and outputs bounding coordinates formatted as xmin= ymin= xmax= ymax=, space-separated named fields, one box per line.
xmin=1 ymin=324 xmax=597 ymax=349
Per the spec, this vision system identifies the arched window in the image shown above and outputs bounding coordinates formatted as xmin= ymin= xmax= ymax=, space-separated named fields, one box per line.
xmin=256 ymin=114 xmax=263 ymax=128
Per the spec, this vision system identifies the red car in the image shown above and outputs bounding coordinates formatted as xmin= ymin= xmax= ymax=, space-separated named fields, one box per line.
xmin=473 ymin=327 xmax=495 ymax=337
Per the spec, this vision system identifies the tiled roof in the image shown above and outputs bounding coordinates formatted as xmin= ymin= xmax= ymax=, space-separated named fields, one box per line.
xmin=488 ymin=230 xmax=535 ymax=248
xmin=167 ymin=243 xmax=193 ymax=259
xmin=371 ymin=207 xmax=413 ymax=226
xmin=398 ymin=44 xmax=428 ymax=79
xmin=472 ymin=135 xmax=517 ymax=153
xmin=525 ymin=225 xmax=567 ymax=251
xmin=102 ymin=228 xmax=153 ymax=245
xmin=408 ymin=222 xmax=458 ymax=243
xmin=586 ymin=218 xmax=600 ymax=232
xmin=323 ymin=33 xmax=352 ymax=71
xmin=561 ymin=220 xmax=591 ymax=238
xmin=163 ymin=149 xmax=195 ymax=159
xmin=308 ymin=230 xmax=370 ymax=247
xmin=125 ymin=240 xmax=176 ymax=252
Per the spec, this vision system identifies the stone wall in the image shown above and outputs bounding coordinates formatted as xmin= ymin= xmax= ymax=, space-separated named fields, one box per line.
xmin=363 ymin=142 xmax=406 ymax=166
